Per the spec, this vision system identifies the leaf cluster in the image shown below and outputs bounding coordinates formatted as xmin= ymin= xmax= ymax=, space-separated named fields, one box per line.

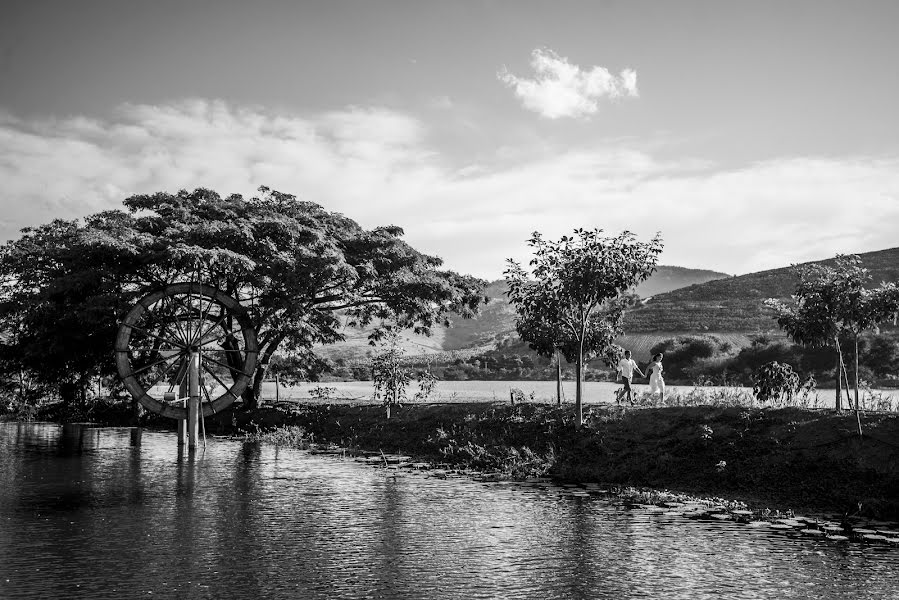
xmin=765 ymin=254 xmax=899 ymax=348
xmin=0 ymin=187 xmax=485 ymax=396
xmin=504 ymin=229 xmax=663 ymax=362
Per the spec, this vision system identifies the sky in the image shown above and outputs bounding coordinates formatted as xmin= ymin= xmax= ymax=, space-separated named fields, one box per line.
xmin=2 ymin=0 xmax=899 ymax=280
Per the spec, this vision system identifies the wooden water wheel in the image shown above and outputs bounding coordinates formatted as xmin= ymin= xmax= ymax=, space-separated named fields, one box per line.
xmin=115 ymin=282 xmax=258 ymax=419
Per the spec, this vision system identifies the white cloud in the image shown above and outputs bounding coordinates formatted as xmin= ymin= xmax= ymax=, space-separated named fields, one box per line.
xmin=498 ymin=48 xmax=639 ymax=119
xmin=1 ymin=99 xmax=898 ymax=282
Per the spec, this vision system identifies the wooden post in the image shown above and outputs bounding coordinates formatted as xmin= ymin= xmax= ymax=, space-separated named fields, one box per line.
xmin=187 ymin=351 xmax=200 ymax=449
xmin=556 ymin=349 xmax=562 ymax=406
xmin=177 ymin=375 xmax=188 ymax=446
xmin=275 ymin=375 xmax=280 ymax=404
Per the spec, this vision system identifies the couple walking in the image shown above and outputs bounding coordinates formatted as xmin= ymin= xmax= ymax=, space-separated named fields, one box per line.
xmin=615 ymin=350 xmax=665 ymax=404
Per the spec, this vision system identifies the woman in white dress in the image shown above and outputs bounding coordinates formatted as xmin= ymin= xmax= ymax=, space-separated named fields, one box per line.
xmin=648 ymin=353 xmax=665 ymax=401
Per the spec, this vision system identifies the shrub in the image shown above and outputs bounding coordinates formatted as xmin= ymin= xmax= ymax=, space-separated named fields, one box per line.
xmin=752 ymin=361 xmax=800 ymax=405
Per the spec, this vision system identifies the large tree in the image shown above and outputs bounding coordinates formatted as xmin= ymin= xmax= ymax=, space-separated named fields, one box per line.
xmin=505 ymin=229 xmax=663 ymax=426
xmin=0 ymin=187 xmax=485 ymax=409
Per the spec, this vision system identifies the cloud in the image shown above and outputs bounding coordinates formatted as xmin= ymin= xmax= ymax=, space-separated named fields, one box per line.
xmin=0 ymin=100 xmax=438 ymax=232
xmin=498 ymin=48 xmax=638 ymax=119
xmin=1 ymin=99 xmax=898 ymax=281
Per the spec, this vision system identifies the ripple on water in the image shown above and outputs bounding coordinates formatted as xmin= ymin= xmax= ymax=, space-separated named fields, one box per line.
xmin=1 ymin=422 xmax=898 ymax=600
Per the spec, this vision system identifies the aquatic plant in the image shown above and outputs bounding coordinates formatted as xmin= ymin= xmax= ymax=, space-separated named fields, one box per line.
xmin=245 ymin=425 xmax=310 ymax=447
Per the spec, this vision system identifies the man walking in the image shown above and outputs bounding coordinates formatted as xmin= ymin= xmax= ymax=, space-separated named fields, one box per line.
xmin=615 ymin=350 xmax=644 ymax=405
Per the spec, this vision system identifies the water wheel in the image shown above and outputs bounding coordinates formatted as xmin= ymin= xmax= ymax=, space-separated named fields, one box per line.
xmin=115 ymin=282 xmax=258 ymax=419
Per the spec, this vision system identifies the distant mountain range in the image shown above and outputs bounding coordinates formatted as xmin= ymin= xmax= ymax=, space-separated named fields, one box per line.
xmin=319 ymin=248 xmax=899 ymax=361
xmin=317 ymin=247 xmax=899 ymax=364
xmin=317 ymin=265 xmax=730 ymax=361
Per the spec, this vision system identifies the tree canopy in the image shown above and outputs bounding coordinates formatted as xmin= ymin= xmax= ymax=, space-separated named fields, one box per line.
xmin=765 ymin=254 xmax=899 ymax=410
xmin=505 ymin=229 xmax=663 ymax=424
xmin=0 ymin=187 xmax=485 ymax=408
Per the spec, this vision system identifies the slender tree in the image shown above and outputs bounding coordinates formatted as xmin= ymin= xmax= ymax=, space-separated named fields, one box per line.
xmin=505 ymin=229 xmax=662 ymax=426
xmin=765 ymin=255 xmax=899 ymax=411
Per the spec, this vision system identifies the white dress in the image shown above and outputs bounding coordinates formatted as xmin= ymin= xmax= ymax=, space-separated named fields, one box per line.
xmin=649 ymin=363 xmax=665 ymax=394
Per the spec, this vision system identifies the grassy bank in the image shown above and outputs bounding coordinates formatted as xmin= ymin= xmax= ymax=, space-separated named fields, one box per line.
xmin=201 ymin=401 xmax=899 ymax=521
xmin=11 ymin=397 xmax=898 ymax=521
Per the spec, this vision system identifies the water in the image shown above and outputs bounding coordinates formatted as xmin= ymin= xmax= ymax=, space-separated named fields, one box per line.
xmin=1 ymin=422 xmax=897 ymax=599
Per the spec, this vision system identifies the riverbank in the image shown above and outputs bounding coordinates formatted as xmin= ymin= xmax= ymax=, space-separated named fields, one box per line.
xmin=199 ymin=401 xmax=899 ymax=521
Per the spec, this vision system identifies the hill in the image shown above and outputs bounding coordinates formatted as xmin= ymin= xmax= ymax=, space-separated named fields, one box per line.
xmin=633 ymin=266 xmax=729 ymax=298
xmin=315 ymin=265 xmax=731 ymax=362
xmin=442 ymin=266 xmax=728 ymax=349
xmin=623 ymin=247 xmax=899 ymax=333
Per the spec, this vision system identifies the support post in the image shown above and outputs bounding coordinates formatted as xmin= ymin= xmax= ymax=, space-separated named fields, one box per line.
xmin=188 ymin=351 xmax=200 ymax=449
xmin=177 ymin=375 xmax=188 ymax=446
xmin=556 ymin=349 xmax=562 ymax=406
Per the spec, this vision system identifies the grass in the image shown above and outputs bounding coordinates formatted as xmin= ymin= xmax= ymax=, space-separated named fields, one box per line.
xmin=628 ymin=383 xmax=825 ymax=410
xmin=210 ymin=400 xmax=899 ymax=520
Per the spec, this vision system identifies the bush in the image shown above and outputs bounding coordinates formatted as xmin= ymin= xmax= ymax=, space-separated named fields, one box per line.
xmin=649 ymin=335 xmax=735 ymax=380
xmin=752 ymin=361 xmax=799 ymax=404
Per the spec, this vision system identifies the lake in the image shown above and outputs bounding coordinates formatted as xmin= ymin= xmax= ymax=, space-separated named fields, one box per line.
xmin=1 ymin=422 xmax=897 ymax=599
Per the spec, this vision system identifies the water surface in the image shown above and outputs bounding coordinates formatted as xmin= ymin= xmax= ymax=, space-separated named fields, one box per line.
xmin=1 ymin=422 xmax=897 ymax=599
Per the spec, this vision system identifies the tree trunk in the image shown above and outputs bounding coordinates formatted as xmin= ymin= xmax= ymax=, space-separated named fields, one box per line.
xmin=853 ymin=334 xmax=860 ymax=411
xmin=840 ymin=357 xmax=853 ymax=411
xmin=834 ymin=341 xmax=842 ymax=412
xmin=59 ymin=381 xmax=78 ymax=406
xmin=130 ymin=396 xmax=140 ymax=426
xmin=241 ymin=336 xmax=281 ymax=410
xmin=575 ymin=343 xmax=584 ymax=428
xmin=556 ymin=350 xmax=562 ymax=406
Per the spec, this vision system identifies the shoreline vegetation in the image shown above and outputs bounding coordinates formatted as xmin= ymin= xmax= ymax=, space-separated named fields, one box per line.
xmin=10 ymin=394 xmax=899 ymax=535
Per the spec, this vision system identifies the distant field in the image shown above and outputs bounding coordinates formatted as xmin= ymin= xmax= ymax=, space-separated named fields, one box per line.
xmin=248 ymin=380 xmax=897 ymax=410
xmin=151 ymin=379 xmax=897 ymax=410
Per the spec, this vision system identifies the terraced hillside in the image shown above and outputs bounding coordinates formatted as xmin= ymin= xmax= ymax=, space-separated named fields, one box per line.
xmin=316 ymin=266 xmax=734 ymax=362
xmin=623 ymin=247 xmax=899 ymax=333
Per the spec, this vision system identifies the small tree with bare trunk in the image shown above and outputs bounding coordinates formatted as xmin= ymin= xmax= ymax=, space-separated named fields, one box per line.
xmin=505 ymin=229 xmax=662 ymax=427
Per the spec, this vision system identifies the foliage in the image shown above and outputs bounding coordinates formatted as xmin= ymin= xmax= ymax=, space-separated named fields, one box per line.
xmin=765 ymin=254 xmax=899 ymax=410
xmin=751 ymin=361 xmax=800 ymax=404
xmin=649 ymin=335 xmax=735 ymax=380
xmin=857 ymin=336 xmax=899 ymax=378
xmin=371 ymin=331 xmax=439 ymax=417
xmin=0 ymin=187 xmax=485 ymax=408
xmin=267 ymin=353 xmax=334 ymax=386
xmin=505 ymin=229 xmax=663 ymax=424
xmin=308 ymin=386 xmax=337 ymax=401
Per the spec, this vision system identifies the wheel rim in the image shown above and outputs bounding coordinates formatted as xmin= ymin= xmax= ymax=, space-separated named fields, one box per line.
xmin=115 ymin=283 xmax=259 ymax=419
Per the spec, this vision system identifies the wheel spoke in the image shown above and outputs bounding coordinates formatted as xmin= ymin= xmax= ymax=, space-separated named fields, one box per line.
xmin=144 ymin=355 xmax=183 ymax=392
xmin=118 ymin=284 xmax=257 ymax=418
xmin=163 ymin=295 xmax=190 ymax=345
xmin=202 ymin=353 xmax=253 ymax=377
xmin=197 ymin=291 xmax=216 ymax=342
xmin=201 ymin=360 xmax=231 ymax=393
xmin=196 ymin=311 xmax=231 ymax=346
xmin=201 ymin=347 xmax=246 ymax=352
xmin=188 ymin=280 xmax=195 ymax=346
xmin=129 ymin=352 xmax=181 ymax=377
xmin=127 ymin=324 xmax=186 ymax=349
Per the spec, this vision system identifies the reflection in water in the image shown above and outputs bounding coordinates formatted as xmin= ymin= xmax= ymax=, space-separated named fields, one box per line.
xmin=1 ymin=422 xmax=897 ymax=600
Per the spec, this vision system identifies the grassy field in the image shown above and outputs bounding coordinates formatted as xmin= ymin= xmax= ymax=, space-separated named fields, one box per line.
xmin=247 ymin=379 xmax=899 ymax=411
